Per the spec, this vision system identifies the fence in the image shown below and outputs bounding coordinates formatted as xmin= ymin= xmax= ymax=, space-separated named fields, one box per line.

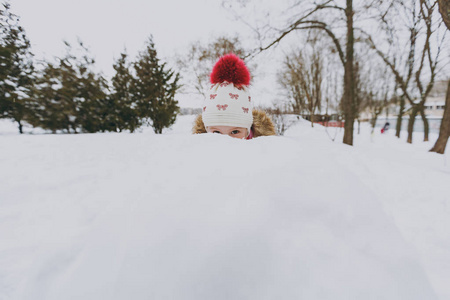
xmin=374 ymin=116 xmax=442 ymax=133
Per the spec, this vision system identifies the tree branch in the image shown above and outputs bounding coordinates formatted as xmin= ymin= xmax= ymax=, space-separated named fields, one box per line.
xmin=256 ymin=20 xmax=345 ymax=66
xmin=365 ymin=35 xmax=415 ymax=105
xmin=418 ymin=0 xmax=441 ymax=102
xmin=249 ymin=3 xmax=345 ymax=64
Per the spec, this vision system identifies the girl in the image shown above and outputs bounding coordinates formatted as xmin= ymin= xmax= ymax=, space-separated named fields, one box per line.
xmin=192 ymin=54 xmax=276 ymax=139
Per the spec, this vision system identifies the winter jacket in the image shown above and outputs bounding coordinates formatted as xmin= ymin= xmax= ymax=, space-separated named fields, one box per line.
xmin=192 ymin=109 xmax=276 ymax=137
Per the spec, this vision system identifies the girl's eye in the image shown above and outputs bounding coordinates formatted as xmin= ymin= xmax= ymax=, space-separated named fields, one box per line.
xmin=213 ymin=131 xmax=221 ymax=134
xmin=231 ymin=130 xmax=240 ymax=135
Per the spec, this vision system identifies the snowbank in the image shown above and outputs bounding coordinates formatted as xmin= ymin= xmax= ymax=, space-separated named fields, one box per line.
xmin=1 ymin=116 xmax=447 ymax=299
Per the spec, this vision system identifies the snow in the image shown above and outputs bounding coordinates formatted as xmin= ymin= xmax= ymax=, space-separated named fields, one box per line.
xmin=1 ymin=116 xmax=449 ymax=300
xmin=14 ymin=90 xmax=29 ymax=100
xmin=3 ymin=79 xmax=16 ymax=87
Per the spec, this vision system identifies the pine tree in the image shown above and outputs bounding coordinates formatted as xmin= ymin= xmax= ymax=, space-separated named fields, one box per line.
xmin=110 ymin=52 xmax=140 ymax=132
xmin=75 ymin=42 xmax=109 ymax=133
xmin=31 ymin=41 xmax=108 ymax=133
xmin=32 ymin=47 xmax=81 ymax=133
xmin=0 ymin=2 xmax=34 ymax=134
xmin=133 ymin=37 xmax=180 ymax=134
xmin=30 ymin=63 xmax=68 ymax=133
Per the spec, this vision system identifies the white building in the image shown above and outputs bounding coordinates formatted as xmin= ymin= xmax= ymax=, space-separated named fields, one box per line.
xmin=424 ymin=96 xmax=446 ymax=117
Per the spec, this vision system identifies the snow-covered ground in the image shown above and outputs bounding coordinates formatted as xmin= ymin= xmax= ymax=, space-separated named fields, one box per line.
xmin=1 ymin=116 xmax=449 ymax=300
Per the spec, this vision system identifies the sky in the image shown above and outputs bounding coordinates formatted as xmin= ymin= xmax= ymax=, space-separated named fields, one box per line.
xmin=11 ymin=0 xmax=282 ymax=108
xmin=12 ymin=0 xmax=246 ymax=68
xmin=8 ymin=0 xmax=450 ymax=109
xmin=11 ymin=0 xmax=246 ymax=61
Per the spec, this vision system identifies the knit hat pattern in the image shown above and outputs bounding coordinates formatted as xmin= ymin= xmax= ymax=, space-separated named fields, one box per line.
xmin=202 ymin=54 xmax=253 ymax=129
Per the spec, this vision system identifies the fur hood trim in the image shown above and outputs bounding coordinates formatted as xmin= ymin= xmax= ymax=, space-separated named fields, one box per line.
xmin=192 ymin=109 xmax=276 ymax=137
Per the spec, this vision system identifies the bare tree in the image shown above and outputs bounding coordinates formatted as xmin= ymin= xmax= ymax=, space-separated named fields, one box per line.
xmin=278 ymin=67 xmax=306 ymax=115
xmin=353 ymin=54 xmax=392 ymax=134
xmin=430 ymin=0 xmax=450 ymax=154
xmin=225 ymin=0 xmax=360 ymax=145
xmin=265 ymin=104 xmax=298 ymax=136
xmin=367 ymin=0 xmax=445 ymax=143
xmin=430 ymin=80 xmax=450 ymax=153
xmin=394 ymin=86 xmax=406 ymax=138
xmin=278 ymin=33 xmax=324 ymax=127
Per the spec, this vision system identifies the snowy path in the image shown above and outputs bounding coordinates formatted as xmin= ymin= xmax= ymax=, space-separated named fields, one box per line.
xmin=1 ymin=116 xmax=449 ymax=299
xmin=286 ymin=120 xmax=450 ymax=300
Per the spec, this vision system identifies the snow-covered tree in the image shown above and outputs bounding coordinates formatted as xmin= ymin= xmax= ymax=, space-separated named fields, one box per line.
xmin=133 ymin=37 xmax=180 ymax=134
xmin=110 ymin=52 xmax=140 ymax=132
xmin=31 ymin=41 xmax=108 ymax=133
xmin=0 ymin=2 xmax=34 ymax=133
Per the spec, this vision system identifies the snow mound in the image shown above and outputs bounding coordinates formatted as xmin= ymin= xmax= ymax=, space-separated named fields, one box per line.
xmin=0 ymin=117 xmax=439 ymax=299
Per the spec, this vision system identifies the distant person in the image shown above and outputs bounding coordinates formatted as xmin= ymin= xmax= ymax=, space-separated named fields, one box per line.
xmin=381 ymin=122 xmax=390 ymax=134
xmin=192 ymin=54 xmax=275 ymax=139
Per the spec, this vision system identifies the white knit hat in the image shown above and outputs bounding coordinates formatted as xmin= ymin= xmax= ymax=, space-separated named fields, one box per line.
xmin=202 ymin=54 xmax=253 ymax=130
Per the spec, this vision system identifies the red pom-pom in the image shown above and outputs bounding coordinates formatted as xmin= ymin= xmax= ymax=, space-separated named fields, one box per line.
xmin=210 ymin=54 xmax=250 ymax=86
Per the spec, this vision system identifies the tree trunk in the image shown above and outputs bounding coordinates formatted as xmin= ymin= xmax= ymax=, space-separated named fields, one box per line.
xmin=357 ymin=119 xmax=360 ymax=134
xmin=419 ymin=106 xmax=429 ymax=142
xmin=438 ymin=0 xmax=450 ymax=30
xmin=71 ymin=123 xmax=78 ymax=134
xmin=342 ymin=0 xmax=355 ymax=146
xmin=407 ymin=105 xmax=419 ymax=144
xmin=430 ymin=80 xmax=450 ymax=154
xmin=310 ymin=112 xmax=314 ymax=127
xmin=371 ymin=112 xmax=380 ymax=134
xmin=396 ymin=95 xmax=405 ymax=138
xmin=17 ymin=119 xmax=23 ymax=134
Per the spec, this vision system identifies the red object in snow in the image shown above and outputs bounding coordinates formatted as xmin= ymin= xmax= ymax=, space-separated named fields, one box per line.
xmin=210 ymin=54 xmax=250 ymax=86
